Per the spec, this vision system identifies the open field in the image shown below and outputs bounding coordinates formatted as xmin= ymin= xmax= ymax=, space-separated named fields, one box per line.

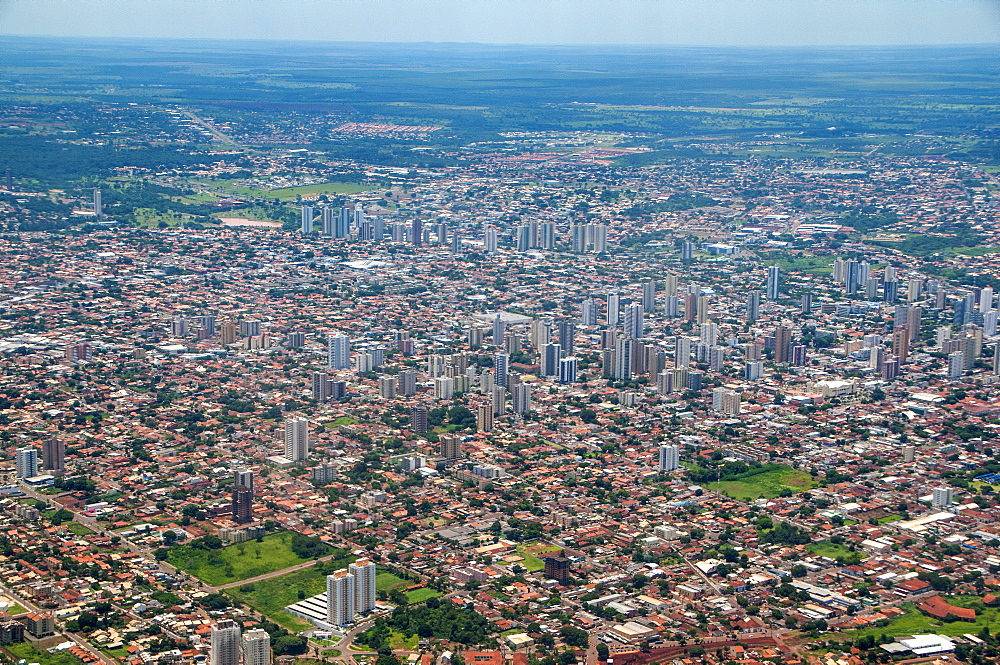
xmin=65 ymin=521 xmax=94 ymax=536
xmin=375 ymin=572 xmax=410 ymax=592
xmin=5 ymin=641 xmax=83 ymax=665
xmin=516 ymin=542 xmax=562 ymax=572
xmin=768 ymin=255 xmax=835 ymax=276
xmin=405 ymin=587 xmax=443 ymax=604
xmin=806 ymin=541 xmax=867 ymax=561
xmin=226 ymin=553 xmax=356 ymax=632
xmin=234 ymin=182 xmax=374 ymax=201
xmin=168 ymin=531 xmax=331 ymax=586
xmin=712 ymin=467 xmax=818 ymax=501
xmin=833 ymin=597 xmax=1000 ymax=642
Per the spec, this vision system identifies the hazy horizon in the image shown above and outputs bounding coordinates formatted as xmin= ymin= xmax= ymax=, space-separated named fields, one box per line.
xmin=1 ymin=0 xmax=998 ymax=47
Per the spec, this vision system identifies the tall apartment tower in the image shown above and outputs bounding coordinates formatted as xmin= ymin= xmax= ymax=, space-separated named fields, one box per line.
xmin=326 ymin=570 xmax=356 ymax=626
xmin=210 ymin=620 xmax=242 ymax=665
xmin=15 ymin=447 xmax=38 ymax=479
xmin=349 ymin=559 xmax=377 ymax=614
xmin=766 ymin=265 xmax=781 ymax=300
xmin=581 ymin=297 xmax=598 ymax=326
xmin=512 ymin=383 xmax=531 ymax=414
xmin=41 ymin=439 xmax=65 ymax=473
xmin=476 ymin=403 xmax=494 ymax=432
xmin=328 ymin=334 xmax=350 ymax=370
xmin=283 ymin=419 xmax=309 ymax=462
xmin=232 ymin=485 xmax=253 ymax=524
xmin=300 ymin=205 xmax=314 ymax=234
xmin=642 ymin=280 xmax=657 ymax=311
xmin=439 ymin=434 xmax=462 ymax=460
xmin=773 ymin=325 xmax=792 ymax=363
xmin=558 ymin=356 xmax=578 ymax=384
xmin=411 ymin=405 xmax=429 ymax=433
xmin=93 ymin=188 xmax=102 ymax=218
xmin=624 ymin=304 xmax=644 ymax=339
xmin=658 ymin=444 xmax=679 ymax=472
xmin=241 ymin=629 xmax=271 ymax=665
xmin=607 ymin=293 xmax=620 ymax=326
xmin=746 ymin=291 xmax=760 ymax=322
xmin=557 ymin=319 xmax=575 ymax=355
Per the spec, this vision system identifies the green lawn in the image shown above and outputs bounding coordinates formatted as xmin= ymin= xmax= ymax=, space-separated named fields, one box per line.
xmin=516 ymin=542 xmax=562 ymax=572
xmin=225 ymin=554 xmax=356 ymax=632
xmin=376 ymin=572 xmax=410 ymax=592
xmin=5 ymin=641 xmax=84 ymax=665
xmin=168 ymin=531 xmax=331 ymax=586
xmin=2 ymin=602 xmax=26 ymax=615
xmin=876 ymin=514 xmax=903 ymax=524
xmin=326 ymin=416 xmax=358 ymax=427
xmin=236 ymin=182 xmax=374 ymax=201
xmin=806 ymin=541 xmax=867 ymax=561
xmin=405 ymin=587 xmax=443 ymax=604
xmin=65 ymin=521 xmax=94 ymax=536
xmin=389 ymin=629 xmax=419 ymax=650
xmin=711 ymin=466 xmax=817 ymax=501
xmin=833 ymin=598 xmax=1000 ymax=642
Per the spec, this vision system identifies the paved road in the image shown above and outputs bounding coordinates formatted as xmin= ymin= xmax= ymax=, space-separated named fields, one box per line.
xmin=208 ymin=552 xmax=348 ymax=592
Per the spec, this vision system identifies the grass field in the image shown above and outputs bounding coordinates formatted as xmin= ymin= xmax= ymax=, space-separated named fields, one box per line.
xmin=235 ymin=182 xmax=374 ymax=201
xmin=833 ymin=598 xmax=1000 ymax=642
xmin=711 ymin=466 xmax=818 ymax=501
xmin=5 ymin=641 xmax=83 ymax=665
xmin=168 ymin=531 xmax=331 ymax=586
xmin=389 ymin=629 xmax=419 ymax=650
xmin=226 ymin=554 xmax=356 ymax=632
xmin=806 ymin=541 xmax=867 ymax=561
xmin=376 ymin=572 xmax=410 ymax=592
xmin=516 ymin=542 xmax=562 ymax=572
xmin=405 ymin=587 xmax=443 ymax=604
xmin=65 ymin=521 xmax=94 ymax=536
xmin=326 ymin=416 xmax=358 ymax=427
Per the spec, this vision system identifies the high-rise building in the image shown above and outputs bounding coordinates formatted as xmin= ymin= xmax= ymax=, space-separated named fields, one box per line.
xmin=558 ymin=356 xmax=578 ymax=384
xmin=892 ymin=327 xmax=910 ymax=364
xmin=232 ymin=485 xmax=253 ymax=524
xmin=492 ymin=313 xmax=505 ymax=343
xmin=541 ymin=343 xmax=561 ymax=378
xmin=65 ymin=342 xmax=93 ymax=362
xmin=512 ymin=383 xmax=531 ymax=414
xmin=613 ymin=335 xmax=632 ymax=381
xmin=411 ymin=405 xmax=428 ymax=433
xmin=580 ymin=297 xmax=598 ymax=326
xmin=932 ymin=487 xmax=954 ymax=508
xmin=210 ymin=620 xmax=241 ymax=665
xmin=328 ymin=334 xmax=350 ymax=370
xmin=327 ymin=569 xmax=356 ymax=626
xmin=539 ymin=222 xmax=555 ymax=249
xmin=349 ymin=559 xmax=377 ymax=614
xmin=242 ymin=629 xmax=271 ymax=665
xmin=15 ymin=447 xmax=38 ymax=479
xmin=746 ymin=291 xmax=760 ymax=322
xmin=171 ymin=317 xmax=188 ymax=337
xmin=411 ymin=219 xmax=423 ymax=246
xmin=947 ymin=351 xmax=965 ymax=379
xmin=681 ymin=241 xmax=694 ymax=260
xmin=658 ymin=444 xmax=679 ymax=472
xmin=379 ymin=376 xmax=397 ymax=399
xmin=476 ymin=403 xmax=494 ymax=432
xmin=607 ymin=293 xmax=620 ymax=326
xmin=557 ymin=320 xmax=575 ymax=355
xmin=220 ymin=322 xmax=237 ymax=345
xmin=93 ymin=189 xmax=102 ymax=218
xmin=484 ymin=226 xmax=498 ymax=254
xmin=491 ymin=384 xmax=507 ymax=416
xmin=234 ymin=468 xmax=253 ymax=491
xmin=41 ymin=439 xmax=65 ymax=473
xmin=283 ymin=419 xmax=309 ymax=462
xmin=300 ymin=206 xmax=314 ymax=234
xmin=542 ymin=553 xmax=570 ymax=583
xmin=493 ymin=353 xmax=509 ymax=387
xmin=312 ymin=372 xmax=332 ymax=401
xmin=624 ymin=304 xmax=644 ymax=339
xmin=439 ymin=434 xmax=462 ymax=460
xmin=766 ymin=265 xmax=780 ymax=300
xmin=773 ymin=325 xmax=792 ymax=363
xmin=642 ymin=280 xmax=656 ymax=311
xmin=675 ymin=336 xmax=692 ymax=368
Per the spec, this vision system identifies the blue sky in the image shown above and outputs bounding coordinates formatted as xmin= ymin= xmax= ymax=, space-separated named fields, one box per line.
xmin=1 ymin=0 xmax=997 ymax=45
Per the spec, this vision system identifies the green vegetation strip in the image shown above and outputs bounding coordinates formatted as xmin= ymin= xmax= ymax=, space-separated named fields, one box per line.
xmin=168 ymin=531 xmax=332 ymax=586
xmin=225 ymin=553 xmax=356 ymax=632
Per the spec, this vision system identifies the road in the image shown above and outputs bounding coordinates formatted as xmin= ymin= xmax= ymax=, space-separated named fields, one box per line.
xmin=209 ymin=552 xmax=342 ymax=592
xmin=180 ymin=109 xmax=244 ymax=150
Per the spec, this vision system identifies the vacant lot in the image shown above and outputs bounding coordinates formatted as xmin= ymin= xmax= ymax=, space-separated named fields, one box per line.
xmin=516 ymin=542 xmax=562 ymax=572
xmin=226 ymin=553 xmax=356 ymax=632
xmin=834 ymin=597 xmax=1000 ymax=642
xmin=713 ymin=466 xmax=817 ymax=501
xmin=168 ymin=531 xmax=331 ymax=586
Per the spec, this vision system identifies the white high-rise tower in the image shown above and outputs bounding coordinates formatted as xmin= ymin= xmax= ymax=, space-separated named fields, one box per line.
xmin=283 ymin=419 xmax=309 ymax=462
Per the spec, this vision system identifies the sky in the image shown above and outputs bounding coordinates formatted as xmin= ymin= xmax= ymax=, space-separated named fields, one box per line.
xmin=0 ymin=0 xmax=998 ymax=46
